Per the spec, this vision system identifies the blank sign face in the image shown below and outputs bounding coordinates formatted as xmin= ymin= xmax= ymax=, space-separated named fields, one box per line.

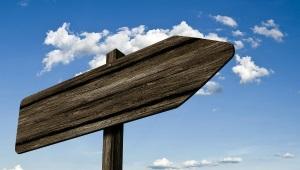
xmin=16 ymin=36 xmax=234 ymax=154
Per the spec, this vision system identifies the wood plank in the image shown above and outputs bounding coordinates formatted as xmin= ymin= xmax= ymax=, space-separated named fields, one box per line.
xmin=20 ymin=36 xmax=193 ymax=108
xmin=16 ymin=93 xmax=190 ymax=153
xmin=15 ymin=36 xmax=235 ymax=153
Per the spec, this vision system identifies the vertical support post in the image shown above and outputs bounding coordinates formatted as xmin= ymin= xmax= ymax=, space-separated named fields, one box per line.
xmin=102 ymin=49 xmax=125 ymax=170
xmin=102 ymin=124 xmax=124 ymax=170
xmin=106 ymin=49 xmax=126 ymax=66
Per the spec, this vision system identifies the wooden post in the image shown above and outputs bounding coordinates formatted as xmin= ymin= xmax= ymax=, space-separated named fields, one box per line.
xmin=106 ymin=49 xmax=125 ymax=65
xmin=102 ymin=49 xmax=125 ymax=170
xmin=102 ymin=124 xmax=124 ymax=170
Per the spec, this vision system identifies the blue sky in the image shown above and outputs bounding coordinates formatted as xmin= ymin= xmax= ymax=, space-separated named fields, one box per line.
xmin=0 ymin=0 xmax=299 ymax=170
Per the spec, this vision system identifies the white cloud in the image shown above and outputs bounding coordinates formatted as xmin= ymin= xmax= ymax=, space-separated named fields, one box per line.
xmin=232 ymin=30 xmax=244 ymax=36
xmin=3 ymin=165 xmax=23 ymax=170
xmin=169 ymin=21 xmax=204 ymax=38
xmin=232 ymin=54 xmax=270 ymax=84
xmin=213 ymin=15 xmax=238 ymax=27
xmin=149 ymin=158 xmax=178 ymax=169
xmin=253 ymin=26 xmax=284 ymax=41
xmin=275 ymin=153 xmax=296 ymax=159
xmin=243 ymin=37 xmax=261 ymax=48
xmin=149 ymin=156 xmax=243 ymax=169
xmin=252 ymin=19 xmax=284 ymax=42
xmin=42 ymin=22 xmax=109 ymax=73
xmin=220 ymin=157 xmax=243 ymax=164
xmin=196 ymin=81 xmax=222 ymax=96
xmin=262 ymin=19 xmax=277 ymax=27
xmin=205 ymin=33 xmax=227 ymax=42
xmin=216 ymin=72 xmax=225 ymax=80
xmin=182 ymin=157 xmax=242 ymax=169
xmin=182 ymin=160 xmax=199 ymax=168
xmin=183 ymin=160 xmax=217 ymax=168
xmin=42 ymin=21 xmax=229 ymax=74
xmin=234 ymin=40 xmax=244 ymax=50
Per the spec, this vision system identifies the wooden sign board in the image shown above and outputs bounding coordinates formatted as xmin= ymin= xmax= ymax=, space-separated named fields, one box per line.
xmin=16 ymin=36 xmax=234 ymax=154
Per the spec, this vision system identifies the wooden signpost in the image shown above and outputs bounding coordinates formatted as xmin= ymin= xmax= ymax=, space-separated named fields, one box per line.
xmin=16 ymin=36 xmax=234 ymax=170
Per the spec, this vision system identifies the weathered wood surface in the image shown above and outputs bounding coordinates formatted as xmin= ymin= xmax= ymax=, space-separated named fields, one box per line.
xmin=16 ymin=36 xmax=235 ymax=153
xmin=102 ymin=49 xmax=125 ymax=170
xmin=102 ymin=124 xmax=124 ymax=170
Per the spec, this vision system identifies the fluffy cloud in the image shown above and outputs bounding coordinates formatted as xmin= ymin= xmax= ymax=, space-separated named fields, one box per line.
xmin=232 ymin=30 xmax=244 ymax=36
xmin=220 ymin=157 xmax=243 ymax=164
xmin=196 ymin=81 xmax=222 ymax=96
xmin=275 ymin=153 xmax=296 ymax=159
xmin=169 ymin=22 xmax=204 ymax=38
xmin=234 ymin=40 xmax=244 ymax=50
xmin=182 ymin=160 xmax=217 ymax=168
xmin=213 ymin=15 xmax=238 ymax=27
xmin=149 ymin=158 xmax=178 ymax=169
xmin=42 ymin=21 xmax=229 ymax=73
xmin=232 ymin=54 xmax=270 ymax=83
xmin=42 ymin=23 xmax=108 ymax=72
xmin=252 ymin=19 xmax=284 ymax=42
xmin=3 ymin=165 xmax=23 ymax=170
xmin=205 ymin=33 xmax=227 ymax=42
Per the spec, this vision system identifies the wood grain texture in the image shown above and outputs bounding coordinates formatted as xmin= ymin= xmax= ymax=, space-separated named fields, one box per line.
xmin=102 ymin=124 xmax=123 ymax=170
xmin=15 ymin=36 xmax=235 ymax=153
xmin=102 ymin=48 xmax=125 ymax=170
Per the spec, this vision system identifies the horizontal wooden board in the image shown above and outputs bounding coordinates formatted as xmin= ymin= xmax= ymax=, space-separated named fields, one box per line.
xmin=16 ymin=36 xmax=234 ymax=153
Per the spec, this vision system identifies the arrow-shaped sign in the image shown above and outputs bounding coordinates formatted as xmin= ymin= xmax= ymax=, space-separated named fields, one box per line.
xmin=16 ymin=36 xmax=234 ymax=154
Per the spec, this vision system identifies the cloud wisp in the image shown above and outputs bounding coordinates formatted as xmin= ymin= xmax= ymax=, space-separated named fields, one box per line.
xmin=243 ymin=37 xmax=261 ymax=48
xmin=219 ymin=157 xmax=243 ymax=164
xmin=196 ymin=81 xmax=222 ymax=96
xmin=182 ymin=160 xmax=218 ymax=168
xmin=3 ymin=165 xmax=24 ymax=170
xmin=275 ymin=152 xmax=296 ymax=159
xmin=252 ymin=19 xmax=284 ymax=42
xmin=149 ymin=157 xmax=243 ymax=169
xmin=232 ymin=30 xmax=244 ymax=37
xmin=234 ymin=40 xmax=244 ymax=50
xmin=212 ymin=15 xmax=238 ymax=27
